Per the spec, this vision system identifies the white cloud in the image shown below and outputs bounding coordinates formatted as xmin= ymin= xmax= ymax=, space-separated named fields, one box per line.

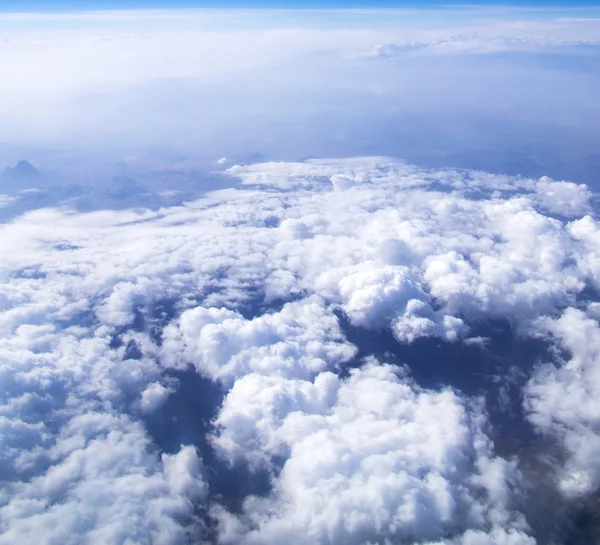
xmin=0 ymin=156 xmax=598 ymax=541
xmin=0 ymin=6 xmax=598 ymax=545
xmin=211 ymin=362 xmax=532 ymax=544
xmin=228 ymin=159 xmax=591 ymax=328
xmin=0 ymin=412 xmax=207 ymax=545
xmin=359 ymin=34 xmax=600 ymax=59
xmin=0 ymin=195 xmax=17 ymax=207
xmin=140 ymin=381 xmax=174 ymax=413
xmin=525 ymin=307 xmax=600 ymax=498
xmin=161 ymin=296 xmax=356 ymax=383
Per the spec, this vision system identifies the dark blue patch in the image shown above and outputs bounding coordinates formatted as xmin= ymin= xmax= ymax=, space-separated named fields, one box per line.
xmin=143 ymin=369 xmax=273 ymax=512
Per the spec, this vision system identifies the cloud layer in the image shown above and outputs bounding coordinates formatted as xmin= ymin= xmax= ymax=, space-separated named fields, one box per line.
xmin=212 ymin=362 xmax=532 ymax=545
xmin=0 ymin=156 xmax=599 ymax=543
xmin=1 ymin=8 xmax=600 ymax=178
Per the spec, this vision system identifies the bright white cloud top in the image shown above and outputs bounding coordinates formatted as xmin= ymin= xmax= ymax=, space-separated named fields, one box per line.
xmin=1 ymin=156 xmax=599 ymax=543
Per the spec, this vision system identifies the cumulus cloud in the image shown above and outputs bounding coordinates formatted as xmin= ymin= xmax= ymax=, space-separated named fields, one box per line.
xmin=211 ymin=362 xmax=532 ymax=545
xmin=0 ymin=156 xmax=599 ymax=542
xmin=140 ymin=381 xmax=174 ymax=413
xmin=0 ymin=412 xmax=207 ymax=544
xmin=525 ymin=307 xmax=600 ymax=498
xmin=0 ymin=311 xmax=206 ymax=542
xmin=0 ymin=5 xmax=599 ymax=545
xmin=161 ymin=296 xmax=356 ymax=383
xmin=229 ymin=158 xmax=591 ymax=329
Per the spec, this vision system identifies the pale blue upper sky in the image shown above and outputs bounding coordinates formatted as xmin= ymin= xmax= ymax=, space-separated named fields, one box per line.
xmin=1 ymin=0 xmax=599 ymax=10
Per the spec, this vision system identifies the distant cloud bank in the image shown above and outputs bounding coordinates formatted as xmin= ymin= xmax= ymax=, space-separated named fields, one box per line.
xmin=0 ymin=7 xmax=599 ymax=172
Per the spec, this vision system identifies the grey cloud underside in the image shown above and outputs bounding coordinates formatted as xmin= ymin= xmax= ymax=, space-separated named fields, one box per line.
xmin=0 ymin=157 xmax=599 ymax=544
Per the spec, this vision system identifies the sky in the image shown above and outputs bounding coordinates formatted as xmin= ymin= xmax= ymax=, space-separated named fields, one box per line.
xmin=1 ymin=3 xmax=600 ymax=545
xmin=2 ymin=0 xmax=600 ymax=9
xmin=1 ymin=4 xmax=599 ymax=185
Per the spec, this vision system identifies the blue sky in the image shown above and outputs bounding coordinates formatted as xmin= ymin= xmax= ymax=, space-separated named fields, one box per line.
xmin=2 ymin=0 xmax=600 ymax=10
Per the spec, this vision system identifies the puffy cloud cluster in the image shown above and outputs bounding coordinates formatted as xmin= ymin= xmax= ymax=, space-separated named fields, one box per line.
xmin=229 ymin=159 xmax=591 ymax=331
xmin=0 ymin=156 xmax=598 ymax=542
xmin=525 ymin=306 xmax=600 ymax=498
xmin=0 ymin=313 xmax=208 ymax=543
xmin=161 ymin=296 xmax=356 ymax=384
xmin=212 ymin=362 xmax=533 ymax=545
xmin=0 ymin=417 xmax=206 ymax=545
